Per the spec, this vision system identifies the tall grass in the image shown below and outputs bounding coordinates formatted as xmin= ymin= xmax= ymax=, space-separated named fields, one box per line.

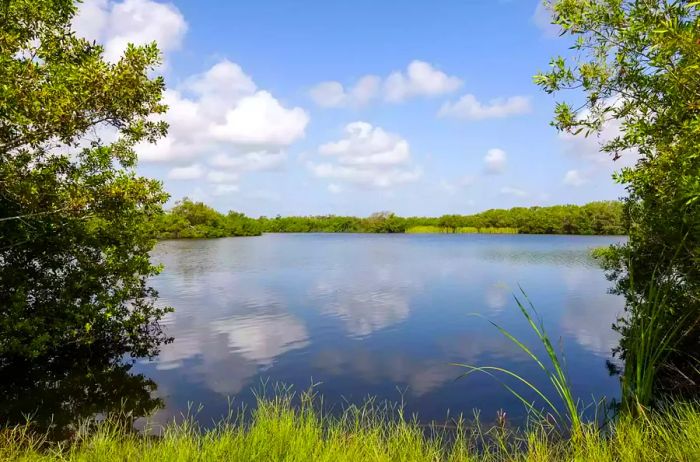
xmin=405 ymin=225 xmax=456 ymax=234
xmin=405 ymin=226 xmax=518 ymax=234
xmin=619 ymin=270 xmax=694 ymax=414
xmin=2 ymin=395 xmax=699 ymax=461
xmin=454 ymin=290 xmax=584 ymax=437
xmin=478 ymin=227 xmax=518 ymax=234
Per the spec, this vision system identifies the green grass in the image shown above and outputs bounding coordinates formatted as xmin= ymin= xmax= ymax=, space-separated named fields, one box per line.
xmin=619 ymin=269 xmax=695 ymax=414
xmin=455 ymin=290 xmax=584 ymax=437
xmin=405 ymin=226 xmax=518 ymax=234
xmin=405 ymin=225 xmax=455 ymax=234
xmin=2 ymin=394 xmax=699 ymax=461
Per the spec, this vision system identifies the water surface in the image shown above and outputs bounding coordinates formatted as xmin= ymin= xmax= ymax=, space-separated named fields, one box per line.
xmin=135 ymin=233 xmax=625 ymax=425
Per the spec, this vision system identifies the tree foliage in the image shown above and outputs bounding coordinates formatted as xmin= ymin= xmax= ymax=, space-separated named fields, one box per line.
xmin=153 ymin=198 xmax=262 ymax=239
xmin=536 ymin=0 xmax=700 ymax=396
xmin=0 ymin=0 xmax=171 ymax=360
xmin=256 ymin=201 xmax=624 ymax=235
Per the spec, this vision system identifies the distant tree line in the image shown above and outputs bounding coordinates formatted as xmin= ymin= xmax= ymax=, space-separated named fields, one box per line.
xmin=153 ymin=199 xmax=625 ymax=239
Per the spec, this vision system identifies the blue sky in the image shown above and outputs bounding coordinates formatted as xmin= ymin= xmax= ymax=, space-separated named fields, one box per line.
xmin=74 ymin=0 xmax=630 ymax=217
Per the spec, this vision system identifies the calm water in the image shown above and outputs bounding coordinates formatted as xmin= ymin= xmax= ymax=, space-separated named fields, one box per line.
xmin=132 ymin=233 xmax=626 ymax=426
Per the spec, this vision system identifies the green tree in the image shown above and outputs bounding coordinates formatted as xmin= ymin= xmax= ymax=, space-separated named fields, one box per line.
xmin=152 ymin=198 xmax=262 ymax=239
xmin=536 ymin=0 xmax=700 ymax=398
xmin=0 ymin=0 xmax=171 ymax=359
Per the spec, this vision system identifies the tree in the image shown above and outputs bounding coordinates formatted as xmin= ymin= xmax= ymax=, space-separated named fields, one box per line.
xmin=536 ymin=0 xmax=700 ymax=398
xmin=0 ymin=1 xmax=171 ymax=360
xmin=0 ymin=342 xmax=162 ymax=440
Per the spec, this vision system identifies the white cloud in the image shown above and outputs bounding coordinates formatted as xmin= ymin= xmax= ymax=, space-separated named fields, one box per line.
xmin=319 ymin=122 xmax=410 ymax=166
xmin=562 ymin=169 xmax=588 ymax=187
xmin=309 ymin=75 xmax=381 ymax=108
xmin=309 ymin=122 xmax=422 ymax=188
xmin=439 ymin=94 xmax=532 ymax=120
xmin=168 ymin=163 xmax=205 ymax=180
xmin=500 ymin=186 xmax=527 ymax=197
xmin=212 ymin=314 xmax=309 ymax=366
xmin=533 ymin=1 xmax=561 ymax=37
xmin=184 ymin=60 xmax=257 ymax=103
xmin=352 ymin=75 xmax=383 ymax=105
xmin=484 ymin=148 xmax=507 ymax=174
xmin=74 ymin=2 xmax=307 ymax=195
xmin=309 ymin=61 xmax=460 ymax=107
xmin=135 ymin=60 xmax=308 ymax=193
xmin=210 ymin=91 xmax=309 ymax=146
xmin=73 ymin=0 xmax=188 ymax=62
xmin=309 ymin=81 xmax=347 ymax=108
xmin=384 ymin=60 xmax=462 ymax=102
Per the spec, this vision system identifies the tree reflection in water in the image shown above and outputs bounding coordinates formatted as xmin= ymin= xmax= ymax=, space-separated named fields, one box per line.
xmin=0 ymin=343 xmax=162 ymax=441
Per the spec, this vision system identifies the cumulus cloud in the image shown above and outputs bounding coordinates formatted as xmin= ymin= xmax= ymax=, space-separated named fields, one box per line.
xmin=73 ymin=0 xmax=188 ymax=62
xmin=439 ymin=94 xmax=532 ymax=120
xmin=210 ymin=91 xmax=309 ymax=146
xmin=310 ymin=76 xmax=381 ymax=108
xmin=168 ymin=163 xmax=205 ymax=180
xmin=309 ymin=122 xmax=422 ymax=188
xmin=309 ymin=61 xmax=461 ymax=107
xmin=384 ymin=60 xmax=463 ymax=102
xmin=134 ymin=60 xmax=308 ymax=193
xmin=183 ymin=60 xmax=257 ymax=103
xmin=483 ymin=148 xmax=507 ymax=174
xmin=562 ymin=169 xmax=588 ymax=187
xmin=309 ymin=82 xmax=346 ymax=108
xmin=140 ymin=61 xmax=308 ymax=164
xmin=73 ymin=2 xmax=307 ymax=194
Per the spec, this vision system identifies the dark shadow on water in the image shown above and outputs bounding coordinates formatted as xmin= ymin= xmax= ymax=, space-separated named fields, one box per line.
xmin=0 ymin=343 xmax=162 ymax=441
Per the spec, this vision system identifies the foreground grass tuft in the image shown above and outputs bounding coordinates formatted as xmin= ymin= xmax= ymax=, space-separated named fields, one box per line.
xmin=2 ymin=395 xmax=699 ymax=461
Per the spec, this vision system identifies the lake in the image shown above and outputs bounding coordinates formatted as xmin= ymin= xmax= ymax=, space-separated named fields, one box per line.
xmin=134 ymin=233 xmax=626 ymax=426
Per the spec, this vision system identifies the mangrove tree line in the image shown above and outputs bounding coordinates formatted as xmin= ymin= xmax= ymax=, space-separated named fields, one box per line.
xmin=151 ymin=199 xmax=625 ymax=237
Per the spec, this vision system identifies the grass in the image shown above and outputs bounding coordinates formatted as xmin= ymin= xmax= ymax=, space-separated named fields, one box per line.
xmin=454 ymin=290 xmax=584 ymax=437
xmin=2 ymin=394 xmax=699 ymax=461
xmin=619 ymin=269 xmax=696 ymax=414
xmin=405 ymin=226 xmax=518 ymax=234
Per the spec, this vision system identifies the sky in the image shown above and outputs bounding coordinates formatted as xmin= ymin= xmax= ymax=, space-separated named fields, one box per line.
xmin=72 ymin=0 xmax=632 ymax=217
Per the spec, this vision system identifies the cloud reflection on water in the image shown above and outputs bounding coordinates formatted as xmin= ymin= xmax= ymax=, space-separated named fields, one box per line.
xmin=136 ymin=234 xmax=625 ymax=425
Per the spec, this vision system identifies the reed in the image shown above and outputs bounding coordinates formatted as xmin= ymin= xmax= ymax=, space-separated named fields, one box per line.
xmin=405 ymin=225 xmax=453 ymax=234
xmin=454 ymin=290 xmax=584 ymax=437
xmin=619 ymin=269 xmax=695 ymax=414
xmin=478 ymin=227 xmax=518 ymax=234
xmin=405 ymin=226 xmax=518 ymax=234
